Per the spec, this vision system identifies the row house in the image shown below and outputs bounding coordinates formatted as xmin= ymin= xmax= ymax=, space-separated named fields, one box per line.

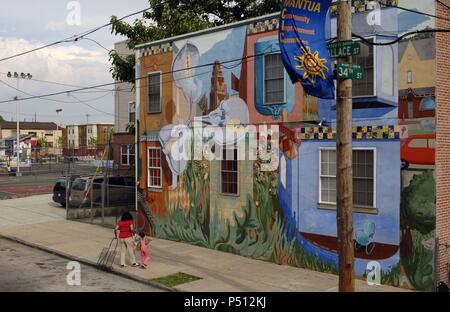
xmin=64 ymin=123 xmax=114 ymax=159
xmin=112 ymin=40 xmax=136 ymax=176
xmin=0 ymin=121 xmax=64 ymax=158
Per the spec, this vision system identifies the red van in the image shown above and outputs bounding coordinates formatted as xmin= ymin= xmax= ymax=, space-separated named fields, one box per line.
xmin=400 ymin=134 xmax=435 ymax=169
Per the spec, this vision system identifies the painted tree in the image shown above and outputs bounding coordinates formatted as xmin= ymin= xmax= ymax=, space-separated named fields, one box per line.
xmin=109 ymin=0 xmax=281 ymax=82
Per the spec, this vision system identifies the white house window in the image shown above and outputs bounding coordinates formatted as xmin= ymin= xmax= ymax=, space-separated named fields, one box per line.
xmin=148 ymin=147 xmax=162 ymax=188
xmin=221 ymin=148 xmax=238 ymax=195
xmin=121 ymin=144 xmax=135 ymax=166
xmin=407 ymin=70 xmax=413 ymax=84
xmin=148 ymin=73 xmax=161 ymax=113
xmin=352 ymin=39 xmax=375 ymax=97
xmin=320 ymin=149 xmax=375 ymax=208
xmin=264 ymin=53 xmax=285 ymax=104
xmin=129 ymin=101 xmax=136 ymax=124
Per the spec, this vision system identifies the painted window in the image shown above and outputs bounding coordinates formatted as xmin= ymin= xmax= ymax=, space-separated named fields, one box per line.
xmin=147 ymin=73 xmax=161 ymax=113
xmin=353 ymin=39 xmax=375 ymax=97
xmin=221 ymin=148 xmax=238 ymax=195
xmin=419 ymin=97 xmax=435 ymax=111
xmin=128 ymin=101 xmax=136 ymax=123
xmin=121 ymin=144 xmax=135 ymax=166
xmin=320 ymin=149 xmax=375 ymax=208
xmin=264 ymin=53 xmax=285 ymax=104
xmin=148 ymin=147 xmax=162 ymax=188
xmin=407 ymin=70 xmax=413 ymax=84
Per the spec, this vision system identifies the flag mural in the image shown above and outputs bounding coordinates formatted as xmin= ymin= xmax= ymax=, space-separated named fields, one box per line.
xmin=279 ymin=0 xmax=335 ymax=99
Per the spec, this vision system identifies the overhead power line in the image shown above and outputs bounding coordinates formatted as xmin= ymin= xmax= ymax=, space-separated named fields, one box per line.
xmin=0 ymin=79 xmax=112 ymax=104
xmin=0 ymin=7 xmax=151 ymax=63
xmin=436 ymin=0 xmax=450 ymax=11
xmin=0 ymin=2 xmax=446 ymax=65
xmin=0 ymin=27 xmax=446 ymax=105
xmin=353 ymin=28 xmax=450 ymax=46
xmin=378 ymin=0 xmax=450 ymax=23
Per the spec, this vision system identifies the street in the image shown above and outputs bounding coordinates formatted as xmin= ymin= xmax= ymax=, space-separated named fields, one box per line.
xmin=0 ymin=238 xmax=163 ymax=292
xmin=0 ymin=162 xmax=98 ymax=200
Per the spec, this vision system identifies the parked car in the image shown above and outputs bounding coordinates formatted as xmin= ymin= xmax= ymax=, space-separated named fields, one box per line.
xmin=69 ymin=176 xmax=135 ymax=208
xmin=52 ymin=175 xmax=82 ymax=207
xmin=400 ymin=134 xmax=436 ymax=169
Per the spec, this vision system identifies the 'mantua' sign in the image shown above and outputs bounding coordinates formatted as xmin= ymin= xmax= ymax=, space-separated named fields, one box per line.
xmin=279 ymin=0 xmax=335 ymax=99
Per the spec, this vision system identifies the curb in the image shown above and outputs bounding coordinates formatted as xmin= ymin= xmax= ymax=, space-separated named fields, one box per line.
xmin=0 ymin=234 xmax=177 ymax=292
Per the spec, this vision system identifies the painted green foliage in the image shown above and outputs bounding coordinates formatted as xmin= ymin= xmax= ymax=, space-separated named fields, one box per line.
xmin=400 ymin=170 xmax=436 ymax=291
xmin=155 ymin=159 xmax=337 ymax=273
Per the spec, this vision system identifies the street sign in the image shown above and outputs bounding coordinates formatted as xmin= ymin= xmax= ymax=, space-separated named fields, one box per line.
xmin=336 ymin=62 xmax=364 ymax=80
xmin=327 ymin=40 xmax=361 ymax=58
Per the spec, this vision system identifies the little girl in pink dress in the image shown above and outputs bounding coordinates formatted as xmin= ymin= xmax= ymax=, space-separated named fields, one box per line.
xmin=137 ymin=232 xmax=151 ymax=268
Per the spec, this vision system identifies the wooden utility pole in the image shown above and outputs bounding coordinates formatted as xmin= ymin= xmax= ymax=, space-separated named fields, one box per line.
xmin=336 ymin=0 xmax=355 ymax=292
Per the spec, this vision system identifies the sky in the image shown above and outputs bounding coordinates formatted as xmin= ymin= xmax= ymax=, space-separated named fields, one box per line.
xmin=0 ymin=0 xmax=435 ymax=127
xmin=0 ymin=0 xmax=148 ymax=126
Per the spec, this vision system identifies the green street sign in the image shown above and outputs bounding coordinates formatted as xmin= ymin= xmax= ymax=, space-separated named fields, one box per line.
xmin=327 ymin=41 xmax=361 ymax=58
xmin=336 ymin=62 xmax=364 ymax=80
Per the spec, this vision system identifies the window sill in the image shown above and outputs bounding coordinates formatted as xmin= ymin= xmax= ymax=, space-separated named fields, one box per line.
xmin=147 ymin=111 xmax=162 ymax=115
xmin=263 ymin=102 xmax=286 ymax=106
xmin=317 ymin=203 xmax=379 ymax=215
xmin=148 ymin=187 xmax=162 ymax=193
xmin=220 ymin=192 xmax=240 ymax=197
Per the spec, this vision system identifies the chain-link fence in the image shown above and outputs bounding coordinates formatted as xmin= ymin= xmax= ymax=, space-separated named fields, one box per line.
xmin=66 ymin=177 xmax=136 ymax=229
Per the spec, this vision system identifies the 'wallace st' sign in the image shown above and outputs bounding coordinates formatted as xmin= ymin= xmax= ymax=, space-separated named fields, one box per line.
xmin=327 ymin=40 xmax=361 ymax=58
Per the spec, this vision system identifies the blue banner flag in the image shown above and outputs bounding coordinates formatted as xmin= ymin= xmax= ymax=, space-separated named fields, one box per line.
xmin=279 ymin=0 xmax=335 ymax=99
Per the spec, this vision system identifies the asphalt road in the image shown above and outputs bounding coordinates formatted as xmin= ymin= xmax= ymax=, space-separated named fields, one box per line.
xmin=0 ymin=238 xmax=164 ymax=292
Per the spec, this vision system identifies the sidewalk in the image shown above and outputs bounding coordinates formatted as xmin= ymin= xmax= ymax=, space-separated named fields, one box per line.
xmin=0 ymin=194 xmax=411 ymax=292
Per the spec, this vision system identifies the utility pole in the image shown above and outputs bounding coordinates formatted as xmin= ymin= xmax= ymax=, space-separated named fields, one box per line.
xmin=56 ymin=109 xmax=62 ymax=164
xmin=336 ymin=0 xmax=355 ymax=292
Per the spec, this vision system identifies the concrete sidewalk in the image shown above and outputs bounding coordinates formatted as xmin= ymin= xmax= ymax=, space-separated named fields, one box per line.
xmin=0 ymin=194 xmax=411 ymax=292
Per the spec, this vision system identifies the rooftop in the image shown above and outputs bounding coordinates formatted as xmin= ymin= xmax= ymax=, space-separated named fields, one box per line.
xmin=0 ymin=121 xmax=60 ymax=131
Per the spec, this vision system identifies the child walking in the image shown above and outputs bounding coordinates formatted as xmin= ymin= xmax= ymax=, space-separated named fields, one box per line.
xmin=136 ymin=231 xmax=151 ymax=269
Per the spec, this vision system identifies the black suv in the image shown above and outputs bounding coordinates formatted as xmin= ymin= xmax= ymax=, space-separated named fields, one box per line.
xmin=52 ymin=175 xmax=82 ymax=207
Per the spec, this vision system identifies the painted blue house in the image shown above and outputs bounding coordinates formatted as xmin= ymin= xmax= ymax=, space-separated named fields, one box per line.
xmin=278 ymin=7 xmax=401 ymax=276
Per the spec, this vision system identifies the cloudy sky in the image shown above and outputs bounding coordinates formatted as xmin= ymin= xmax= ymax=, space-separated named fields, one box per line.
xmin=0 ymin=0 xmax=147 ymax=126
xmin=0 ymin=0 xmax=436 ymax=126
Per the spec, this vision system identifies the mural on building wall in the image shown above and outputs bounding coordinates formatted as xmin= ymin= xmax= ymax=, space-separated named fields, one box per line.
xmin=138 ymin=1 xmax=437 ymax=292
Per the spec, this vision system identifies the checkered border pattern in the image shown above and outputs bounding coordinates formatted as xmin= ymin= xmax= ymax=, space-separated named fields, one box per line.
xmin=141 ymin=43 xmax=173 ymax=56
xmin=299 ymin=125 xmax=401 ymax=141
xmin=247 ymin=18 xmax=279 ymax=35
xmin=330 ymin=0 xmax=398 ymax=16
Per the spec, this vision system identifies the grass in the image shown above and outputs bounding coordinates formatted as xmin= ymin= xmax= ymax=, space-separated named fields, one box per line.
xmin=151 ymin=272 xmax=202 ymax=288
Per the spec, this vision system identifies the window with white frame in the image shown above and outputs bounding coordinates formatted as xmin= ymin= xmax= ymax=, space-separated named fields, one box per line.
xmin=129 ymin=101 xmax=136 ymax=124
xmin=352 ymin=39 xmax=375 ymax=97
xmin=147 ymin=147 xmax=162 ymax=188
xmin=264 ymin=53 xmax=285 ymax=104
xmin=320 ymin=149 xmax=375 ymax=208
xmin=221 ymin=148 xmax=238 ymax=195
xmin=121 ymin=144 xmax=135 ymax=166
xmin=148 ymin=73 xmax=161 ymax=113
xmin=407 ymin=70 xmax=413 ymax=84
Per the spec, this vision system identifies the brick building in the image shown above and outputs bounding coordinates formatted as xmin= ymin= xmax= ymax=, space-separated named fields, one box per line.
xmin=64 ymin=123 xmax=114 ymax=158
xmin=436 ymin=0 xmax=450 ymax=289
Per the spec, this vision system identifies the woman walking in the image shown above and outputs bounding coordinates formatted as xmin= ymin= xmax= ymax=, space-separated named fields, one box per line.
xmin=115 ymin=212 xmax=139 ymax=267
